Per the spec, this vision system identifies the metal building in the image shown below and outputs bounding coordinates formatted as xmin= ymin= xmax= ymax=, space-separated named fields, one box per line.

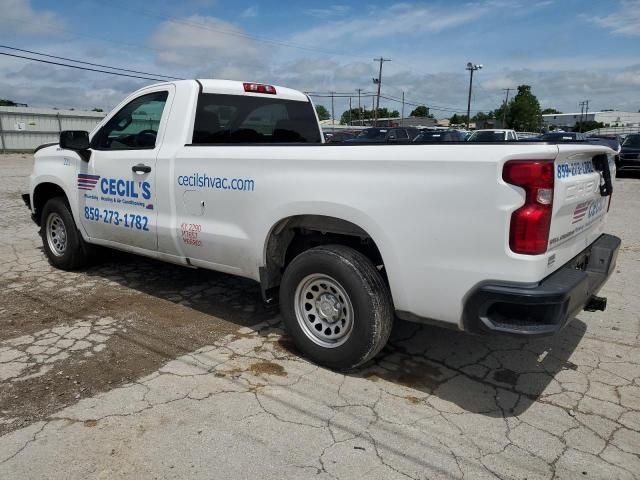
xmin=0 ymin=106 xmax=106 ymax=152
xmin=542 ymin=111 xmax=640 ymax=130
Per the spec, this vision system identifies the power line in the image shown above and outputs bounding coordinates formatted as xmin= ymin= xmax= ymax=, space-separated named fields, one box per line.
xmin=0 ymin=51 xmax=168 ymax=82
xmin=0 ymin=45 xmax=183 ymax=80
xmin=0 ymin=14 xmax=280 ymax=74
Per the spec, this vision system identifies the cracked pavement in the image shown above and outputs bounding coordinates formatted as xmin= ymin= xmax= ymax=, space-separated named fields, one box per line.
xmin=1 ymin=154 xmax=639 ymax=479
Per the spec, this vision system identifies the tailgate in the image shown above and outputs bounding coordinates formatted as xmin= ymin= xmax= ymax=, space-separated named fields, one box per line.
xmin=548 ymin=144 xmax=615 ymax=262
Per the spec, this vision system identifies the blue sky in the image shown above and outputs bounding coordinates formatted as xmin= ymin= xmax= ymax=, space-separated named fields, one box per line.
xmin=0 ymin=0 xmax=638 ymax=118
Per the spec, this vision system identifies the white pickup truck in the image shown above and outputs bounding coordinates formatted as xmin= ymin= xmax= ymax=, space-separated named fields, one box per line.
xmin=23 ymin=79 xmax=621 ymax=370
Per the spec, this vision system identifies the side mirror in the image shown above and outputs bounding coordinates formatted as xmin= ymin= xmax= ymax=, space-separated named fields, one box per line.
xmin=60 ymin=131 xmax=90 ymax=151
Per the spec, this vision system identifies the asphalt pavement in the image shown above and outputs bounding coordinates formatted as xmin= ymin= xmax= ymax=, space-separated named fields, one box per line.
xmin=1 ymin=154 xmax=639 ymax=479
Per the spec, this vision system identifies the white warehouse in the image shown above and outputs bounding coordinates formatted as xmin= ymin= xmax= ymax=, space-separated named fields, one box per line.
xmin=0 ymin=106 xmax=106 ymax=152
xmin=542 ymin=110 xmax=640 ymax=129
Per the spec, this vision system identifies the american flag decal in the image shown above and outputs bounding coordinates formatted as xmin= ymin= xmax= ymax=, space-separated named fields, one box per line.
xmin=572 ymin=201 xmax=589 ymax=224
xmin=77 ymin=174 xmax=100 ymax=191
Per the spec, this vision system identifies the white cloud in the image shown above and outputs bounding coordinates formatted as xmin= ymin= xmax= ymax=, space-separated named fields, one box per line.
xmin=290 ymin=3 xmax=488 ymax=45
xmin=149 ymin=15 xmax=265 ymax=74
xmin=240 ymin=6 xmax=258 ymax=18
xmin=588 ymin=0 xmax=640 ymax=36
xmin=0 ymin=0 xmax=64 ymax=36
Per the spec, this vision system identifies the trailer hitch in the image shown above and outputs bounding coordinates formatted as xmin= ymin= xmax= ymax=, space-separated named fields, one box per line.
xmin=584 ymin=295 xmax=607 ymax=312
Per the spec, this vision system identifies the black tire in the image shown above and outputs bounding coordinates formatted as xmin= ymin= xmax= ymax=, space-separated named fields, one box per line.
xmin=279 ymin=245 xmax=393 ymax=370
xmin=40 ymin=197 xmax=92 ymax=270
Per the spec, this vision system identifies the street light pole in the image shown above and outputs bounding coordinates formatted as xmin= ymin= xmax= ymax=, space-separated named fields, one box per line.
xmin=465 ymin=62 xmax=482 ymax=130
xmin=373 ymin=57 xmax=391 ymax=126
xmin=356 ymin=88 xmax=363 ymax=125
xmin=330 ymin=91 xmax=335 ymax=128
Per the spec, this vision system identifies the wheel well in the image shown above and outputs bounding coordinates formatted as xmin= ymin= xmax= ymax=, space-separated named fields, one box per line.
xmin=33 ymin=183 xmax=67 ymax=225
xmin=261 ymin=215 xmax=385 ymax=295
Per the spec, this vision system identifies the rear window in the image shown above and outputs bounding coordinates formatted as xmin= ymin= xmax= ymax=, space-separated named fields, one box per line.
xmin=468 ymin=131 xmax=507 ymax=142
xmin=192 ymin=93 xmax=321 ymax=144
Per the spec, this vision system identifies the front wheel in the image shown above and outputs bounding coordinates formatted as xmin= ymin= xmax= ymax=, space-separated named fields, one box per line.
xmin=279 ymin=245 xmax=393 ymax=370
xmin=41 ymin=197 xmax=92 ymax=270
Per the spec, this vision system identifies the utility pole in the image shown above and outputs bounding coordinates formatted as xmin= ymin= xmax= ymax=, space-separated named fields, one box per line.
xmin=465 ymin=62 xmax=482 ymax=129
xmin=356 ymin=88 xmax=363 ymax=125
xmin=348 ymin=97 xmax=352 ymax=126
xmin=373 ymin=57 xmax=391 ymax=126
xmin=330 ymin=91 xmax=335 ymax=128
xmin=401 ymin=91 xmax=405 ymax=127
xmin=501 ymin=88 xmax=511 ymax=128
xmin=578 ymin=100 xmax=586 ymax=132
xmin=585 ymin=99 xmax=590 ymax=123
xmin=372 ymin=96 xmax=375 ymax=125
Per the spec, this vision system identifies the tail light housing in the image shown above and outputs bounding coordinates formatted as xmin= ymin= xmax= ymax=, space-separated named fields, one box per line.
xmin=503 ymin=160 xmax=555 ymax=255
xmin=243 ymin=83 xmax=276 ymax=94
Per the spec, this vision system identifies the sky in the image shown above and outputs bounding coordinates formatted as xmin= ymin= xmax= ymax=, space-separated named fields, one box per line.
xmin=0 ymin=0 xmax=638 ymax=119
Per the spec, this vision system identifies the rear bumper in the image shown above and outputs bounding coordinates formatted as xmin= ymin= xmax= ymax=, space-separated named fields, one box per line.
xmin=462 ymin=234 xmax=621 ymax=336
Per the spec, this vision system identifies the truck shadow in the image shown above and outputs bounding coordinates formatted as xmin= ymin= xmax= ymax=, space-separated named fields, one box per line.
xmin=81 ymin=249 xmax=586 ymax=418
xmin=353 ymin=318 xmax=587 ymax=418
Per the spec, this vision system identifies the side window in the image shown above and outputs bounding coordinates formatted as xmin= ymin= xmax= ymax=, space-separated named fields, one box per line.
xmin=95 ymin=91 xmax=168 ymax=150
xmin=192 ymin=93 xmax=321 ymax=144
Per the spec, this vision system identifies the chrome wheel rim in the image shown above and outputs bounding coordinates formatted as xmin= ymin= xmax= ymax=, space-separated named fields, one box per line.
xmin=46 ymin=213 xmax=67 ymax=257
xmin=294 ymin=274 xmax=354 ymax=348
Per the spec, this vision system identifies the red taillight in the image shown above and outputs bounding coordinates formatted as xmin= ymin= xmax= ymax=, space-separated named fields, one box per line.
xmin=243 ymin=83 xmax=276 ymax=94
xmin=503 ymin=160 xmax=555 ymax=255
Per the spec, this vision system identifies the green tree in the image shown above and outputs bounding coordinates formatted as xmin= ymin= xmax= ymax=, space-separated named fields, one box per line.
xmin=410 ymin=106 xmax=431 ymax=117
xmin=339 ymin=107 xmax=401 ymax=124
xmin=92 ymin=108 xmax=104 ymax=112
xmin=541 ymin=108 xmax=562 ymax=115
xmin=315 ymin=105 xmax=330 ymax=121
xmin=0 ymin=99 xmax=18 ymax=106
xmin=449 ymin=113 xmax=468 ymax=125
xmin=340 ymin=107 xmax=369 ymax=124
xmin=506 ymin=85 xmax=542 ymax=131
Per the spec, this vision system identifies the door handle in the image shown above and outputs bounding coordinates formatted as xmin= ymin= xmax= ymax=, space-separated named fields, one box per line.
xmin=132 ymin=163 xmax=151 ymax=174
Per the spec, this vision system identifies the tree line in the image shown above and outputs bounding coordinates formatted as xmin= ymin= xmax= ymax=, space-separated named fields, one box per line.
xmin=315 ymin=104 xmax=434 ymax=124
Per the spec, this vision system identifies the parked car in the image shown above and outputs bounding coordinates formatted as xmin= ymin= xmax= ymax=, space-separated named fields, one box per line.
xmin=325 ymin=131 xmax=356 ymax=143
xmin=539 ymin=132 xmax=587 ymax=141
xmin=467 ymin=129 xmax=518 ymax=141
xmin=23 ymin=78 xmax=620 ymax=370
xmin=346 ymin=127 xmax=418 ymax=143
xmin=413 ymin=129 xmax=467 ymax=142
xmin=618 ymin=133 xmax=640 ymax=173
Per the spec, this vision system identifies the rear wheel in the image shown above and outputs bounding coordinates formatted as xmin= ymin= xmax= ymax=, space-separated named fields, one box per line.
xmin=41 ymin=197 xmax=92 ymax=270
xmin=280 ymin=245 xmax=393 ymax=370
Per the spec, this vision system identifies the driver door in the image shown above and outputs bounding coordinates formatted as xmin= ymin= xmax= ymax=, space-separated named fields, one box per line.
xmin=78 ymin=87 xmax=173 ymax=251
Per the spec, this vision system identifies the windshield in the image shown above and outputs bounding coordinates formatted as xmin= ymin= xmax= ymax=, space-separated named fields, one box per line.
xmin=540 ymin=132 xmax=578 ymax=141
xmin=468 ymin=131 xmax=506 ymax=142
xmin=622 ymin=135 xmax=640 ymax=147
xmin=357 ymin=128 xmax=387 ymax=139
